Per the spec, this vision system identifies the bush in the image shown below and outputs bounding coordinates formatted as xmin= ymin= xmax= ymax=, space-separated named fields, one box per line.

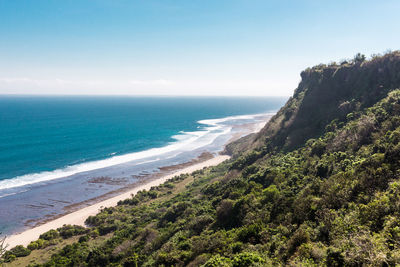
xmin=187 ymin=215 xmax=213 ymax=234
xmin=27 ymin=241 xmax=39 ymax=250
xmin=164 ymin=182 xmax=175 ymax=189
xmin=287 ymin=228 xmax=310 ymax=256
xmin=326 ymin=247 xmax=344 ymax=267
xmin=311 ymin=140 xmax=326 ymax=157
xmin=161 ymin=202 xmax=190 ymax=223
xmin=216 ymin=199 xmax=235 ymax=227
xmin=237 ymin=224 xmax=262 ymax=244
xmin=98 ymin=224 xmax=117 ymax=235
xmin=202 ymin=254 xmax=231 ymax=267
xmin=148 ymin=190 xmax=158 ymax=199
xmin=123 ymin=254 xmax=139 ymax=267
xmin=79 ymin=235 xmax=90 ymax=243
xmin=90 ymin=228 xmax=100 ymax=238
xmin=263 ymin=185 xmax=280 ymax=203
xmin=3 ymin=253 xmax=16 ymax=262
xmin=39 ymin=229 xmax=59 ymax=240
xmin=232 ymin=252 xmax=265 ymax=267
xmin=8 ymin=245 xmax=31 ymax=257
xmin=231 ymin=151 xmax=261 ymax=170
xmin=118 ymin=196 xmax=140 ymax=206
xmin=57 ymin=225 xmax=87 ymax=239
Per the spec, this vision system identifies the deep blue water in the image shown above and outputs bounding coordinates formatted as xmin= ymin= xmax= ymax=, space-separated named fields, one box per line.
xmin=0 ymin=95 xmax=288 ymax=234
xmin=0 ymin=96 xmax=286 ymax=185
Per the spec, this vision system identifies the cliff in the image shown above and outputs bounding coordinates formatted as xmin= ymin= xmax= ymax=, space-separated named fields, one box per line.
xmin=5 ymin=51 xmax=400 ymax=266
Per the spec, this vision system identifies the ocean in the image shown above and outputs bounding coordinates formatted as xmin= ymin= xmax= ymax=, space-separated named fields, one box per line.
xmin=0 ymin=96 xmax=286 ymax=234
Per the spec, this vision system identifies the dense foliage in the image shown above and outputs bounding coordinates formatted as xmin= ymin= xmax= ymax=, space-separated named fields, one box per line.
xmin=227 ymin=51 xmax=400 ymax=154
xmin=3 ymin=51 xmax=400 ymax=266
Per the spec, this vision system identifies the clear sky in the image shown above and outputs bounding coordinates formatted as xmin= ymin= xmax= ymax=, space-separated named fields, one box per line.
xmin=0 ymin=0 xmax=399 ymax=96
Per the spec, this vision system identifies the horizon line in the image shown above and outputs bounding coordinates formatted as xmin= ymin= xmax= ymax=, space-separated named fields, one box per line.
xmin=0 ymin=93 xmax=291 ymax=98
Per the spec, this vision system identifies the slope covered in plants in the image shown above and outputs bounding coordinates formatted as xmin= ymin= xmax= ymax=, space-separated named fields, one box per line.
xmin=227 ymin=52 xmax=400 ymax=154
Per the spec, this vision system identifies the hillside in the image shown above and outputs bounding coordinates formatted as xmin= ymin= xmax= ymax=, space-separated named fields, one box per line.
xmin=3 ymin=51 xmax=400 ymax=266
xmin=227 ymin=52 xmax=400 ymax=154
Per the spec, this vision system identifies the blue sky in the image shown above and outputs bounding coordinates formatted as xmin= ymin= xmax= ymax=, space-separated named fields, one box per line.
xmin=0 ymin=0 xmax=399 ymax=96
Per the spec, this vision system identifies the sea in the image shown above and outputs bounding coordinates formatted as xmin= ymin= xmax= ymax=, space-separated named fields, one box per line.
xmin=0 ymin=96 xmax=287 ymax=235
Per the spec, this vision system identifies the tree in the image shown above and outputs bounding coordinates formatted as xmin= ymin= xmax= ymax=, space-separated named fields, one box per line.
xmin=354 ymin=53 xmax=366 ymax=64
xmin=0 ymin=233 xmax=8 ymax=257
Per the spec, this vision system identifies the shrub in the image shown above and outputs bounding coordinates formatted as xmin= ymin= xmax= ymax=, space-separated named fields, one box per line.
xmin=237 ymin=224 xmax=262 ymax=244
xmin=98 ymin=224 xmax=117 ymax=235
xmin=164 ymin=182 xmax=175 ymax=189
xmin=202 ymin=254 xmax=231 ymax=267
xmin=187 ymin=215 xmax=213 ymax=234
xmin=231 ymin=151 xmax=261 ymax=170
xmin=58 ymin=225 xmax=87 ymax=238
xmin=161 ymin=202 xmax=190 ymax=223
xmin=310 ymin=140 xmax=326 ymax=157
xmin=118 ymin=196 xmax=140 ymax=206
xmin=326 ymin=247 xmax=344 ymax=267
xmin=242 ymin=165 xmax=259 ymax=178
xmin=230 ymin=242 xmax=243 ymax=254
xmin=148 ymin=190 xmax=158 ymax=199
xmin=79 ymin=235 xmax=90 ymax=243
xmin=8 ymin=245 xmax=31 ymax=257
xmin=39 ymin=229 xmax=59 ymax=240
xmin=90 ymin=228 xmax=100 ymax=238
xmin=27 ymin=241 xmax=39 ymax=250
xmin=123 ymin=254 xmax=139 ymax=267
xmin=3 ymin=253 xmax=16 ymax=262
xmin=287 ymin=228 xmax=310 ymax=256
xmin=263 ymin=185 xmax=280 ymax=203
xmin=232 ymin=252 xmax=265 ymax=267
xmin=216 ymin=199 xmax=235 ymax=227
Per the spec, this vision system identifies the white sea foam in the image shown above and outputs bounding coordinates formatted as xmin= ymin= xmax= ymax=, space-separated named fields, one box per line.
xmin=0 ymin=113 xmax=270 ymax=191
xmin=0 ymin=190 xmax=28 ymax=199
xmin=198 ymin=112 xmax=273 ymax=126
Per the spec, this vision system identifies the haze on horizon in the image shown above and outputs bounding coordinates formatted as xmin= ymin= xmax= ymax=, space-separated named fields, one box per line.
xmin=0 ymin=0 xmax=399 ymax=97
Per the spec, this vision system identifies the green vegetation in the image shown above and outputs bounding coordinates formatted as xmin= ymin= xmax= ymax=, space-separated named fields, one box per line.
xmin=3 ymin=51 xmax=400 ymax=266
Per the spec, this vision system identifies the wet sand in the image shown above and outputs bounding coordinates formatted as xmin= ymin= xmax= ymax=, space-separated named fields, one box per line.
xmin=4 ymin=113 xmax=273 ymax=249
xmin=5 ymin=155 xmax=230 ymax=248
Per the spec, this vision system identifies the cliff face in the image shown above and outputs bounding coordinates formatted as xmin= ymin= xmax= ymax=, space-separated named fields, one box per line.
xmin=249 ymin=52 xmax=400 ymax=152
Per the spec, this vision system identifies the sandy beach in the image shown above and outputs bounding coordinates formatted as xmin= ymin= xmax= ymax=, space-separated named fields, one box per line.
xmin=5 ymin=154 xmax=230 ymax=248
xmin=3 ymin=114 xmax=273 ymax=250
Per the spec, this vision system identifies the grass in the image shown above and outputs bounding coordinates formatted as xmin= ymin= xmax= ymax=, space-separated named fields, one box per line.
xmin=3 ymin=170 xmax=207 ymax=266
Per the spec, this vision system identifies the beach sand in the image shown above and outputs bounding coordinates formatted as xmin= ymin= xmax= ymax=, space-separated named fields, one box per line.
xmin=4 ymin=114 xmax=273 ymax=249
xmin=5 ymin=154 xmax=230 ymax=248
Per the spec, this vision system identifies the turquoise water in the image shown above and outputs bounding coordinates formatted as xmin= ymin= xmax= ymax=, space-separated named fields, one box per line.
xmin=0 ymin=96 xmax=286 ymax=234
xmin=0 ymin=96 xmax=285 ymax=184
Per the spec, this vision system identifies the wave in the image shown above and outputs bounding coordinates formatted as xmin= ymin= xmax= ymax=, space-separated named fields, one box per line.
xmin=198 ymin=112 xmax=274 ymax=126
xmin=0 ymin=112 xmax=269 ymax=191
xmin=0 ymin=189 xmax=28 ymax=199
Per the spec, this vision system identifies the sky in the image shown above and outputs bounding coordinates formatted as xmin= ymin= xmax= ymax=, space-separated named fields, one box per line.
xmin=0 ymin=0 xmax=399 ymax=97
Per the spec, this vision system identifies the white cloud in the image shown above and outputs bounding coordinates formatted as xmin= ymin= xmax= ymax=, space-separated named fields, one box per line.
xmin=129 ymin=79 xmax=175 ymax=86
xmin=0 ymin=77 xmax=174 ymax=87
xmin=0 ymin=77 xmax=293 ymax=96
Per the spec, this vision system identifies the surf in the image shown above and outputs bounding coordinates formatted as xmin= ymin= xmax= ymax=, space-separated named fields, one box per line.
xmin=0 ymin=113 xmax=267 ymax=192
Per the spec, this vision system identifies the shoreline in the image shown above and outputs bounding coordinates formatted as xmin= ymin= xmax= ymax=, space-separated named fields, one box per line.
xmin=3 ymin=113 xmax=273 ymax=249
xmin=5 ymin=154 xmax=230 ymax=248
xmin=24 ymin=151 xmax=215 ymax=228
